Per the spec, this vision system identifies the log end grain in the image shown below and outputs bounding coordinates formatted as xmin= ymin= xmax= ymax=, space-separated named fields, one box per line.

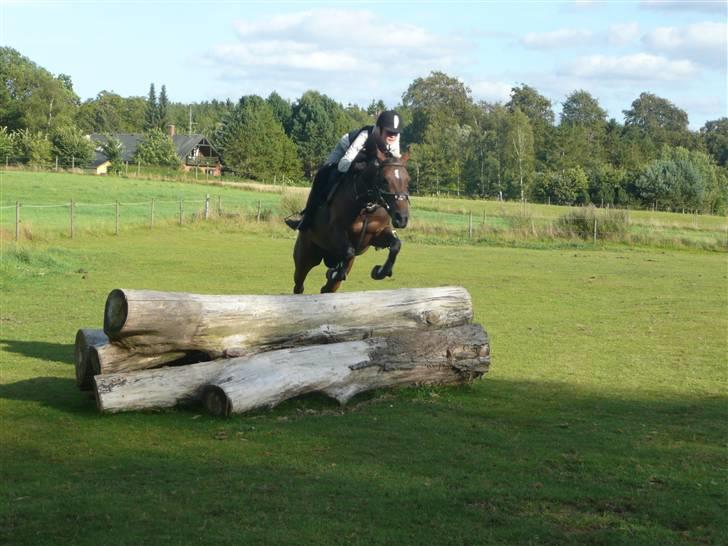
xmin=202 ymin=385 xmax=232 ymax=417
xmin=103 ymin=289 xmax=128 ymax=338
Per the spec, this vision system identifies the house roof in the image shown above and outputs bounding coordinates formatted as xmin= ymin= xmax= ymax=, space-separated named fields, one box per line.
xmin=89 ymin=133 xmax=218 ymax=167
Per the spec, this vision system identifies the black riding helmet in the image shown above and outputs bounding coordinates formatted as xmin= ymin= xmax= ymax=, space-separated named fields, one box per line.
xmin=376 ymin=110 xmax=402 ymax=134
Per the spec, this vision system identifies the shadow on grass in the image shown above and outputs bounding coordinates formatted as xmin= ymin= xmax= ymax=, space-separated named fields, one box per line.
xmin=0 ymin=338 xmax=74 ymax=365
xmin=0 ymin=376 xmax=96 ymax=415
xmin=1 ymin=379 xmax=726 ymax=546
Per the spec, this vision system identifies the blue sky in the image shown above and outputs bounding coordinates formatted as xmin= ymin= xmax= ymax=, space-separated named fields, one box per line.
xmin=2 ymin=0 xmax=726 ymax=129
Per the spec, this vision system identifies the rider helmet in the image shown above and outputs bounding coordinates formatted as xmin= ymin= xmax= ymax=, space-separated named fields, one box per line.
xmin=376 ymin=110 xmax=402 ymax=134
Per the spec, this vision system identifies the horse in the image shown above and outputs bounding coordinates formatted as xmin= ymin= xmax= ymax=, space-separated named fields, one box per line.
xmin=292 ymin=148 xmax=411 ymax=294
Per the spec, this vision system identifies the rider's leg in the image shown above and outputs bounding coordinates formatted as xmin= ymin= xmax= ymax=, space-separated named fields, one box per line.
xmin=299 ymin=164 xmax=334 ymax=231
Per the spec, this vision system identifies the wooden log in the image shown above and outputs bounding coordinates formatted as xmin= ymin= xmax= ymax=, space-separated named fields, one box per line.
xmin=74 ymin=329 xmax=107 ymax=390
xmin=100 ymin=286 xmax=473 ymax=372
xmin=89 ymin=343 xmax=188 ymax=375
xmin=93 ymin=324 xmax=489 ymax=414
xmin=203 ymin=323 xmax=489 ymax=416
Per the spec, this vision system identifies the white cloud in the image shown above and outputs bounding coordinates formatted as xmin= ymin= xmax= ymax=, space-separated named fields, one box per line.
xmin=470 ymin=81 xmax=513 ymax=103
xmin=643 ymin=22 xmax=727 ymax=69
xmin=207 ymin=9 xmax=470 ymax=104
xmin=564 ymin=53 xmax=699 ymax=81
xmin=521 ymin=28 xmax=594 ymax=49
xmin=608 ymin=22 xmax=641 ymax=46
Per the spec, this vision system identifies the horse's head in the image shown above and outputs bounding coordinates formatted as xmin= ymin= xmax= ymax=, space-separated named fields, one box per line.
xmin=373 ymin=148 xmax=410 ymax=228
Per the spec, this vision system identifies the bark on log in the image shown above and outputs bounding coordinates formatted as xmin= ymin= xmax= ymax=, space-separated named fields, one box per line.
xmin=100 ymin=286 xmax=473 ymax=372
xmin=94 ymin=324 xmax=489 ymax=415
xmin=89 ymin=343 xmax=189 ymax=375
xmin=74 ymin=329 xmax=107 ymax=390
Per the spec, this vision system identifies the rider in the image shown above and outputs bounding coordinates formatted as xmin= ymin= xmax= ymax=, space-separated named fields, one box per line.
xmin=290 ymin=110 xmax=403 ymax=231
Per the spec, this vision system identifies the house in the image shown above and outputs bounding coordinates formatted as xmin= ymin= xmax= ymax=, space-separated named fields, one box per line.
xmin=88 ymin=125 xmax=222 ymax=176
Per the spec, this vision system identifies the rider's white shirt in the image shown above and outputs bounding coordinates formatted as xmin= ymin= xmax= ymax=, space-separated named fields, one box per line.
xmin=325 ymin=128 xmax=401 ymax=173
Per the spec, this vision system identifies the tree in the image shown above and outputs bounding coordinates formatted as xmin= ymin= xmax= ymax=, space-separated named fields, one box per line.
xmin=401 ymin=71 xmax=477 ymax=144
xmin=701 ymin=118 xmax=728 ymax=167
xmin=0 ymin=47 xmax=79 ymax=132
xmin=51 ymin=126 xmax=94 ymax=167
xmin=99 ymin=134 xmax=124 ymax=174
xmin=76 ymin=91 xmax=147 ymax=134
xmin=530 ymin=167 xmax=589 ymax=206
xmin=507 ymin=84 xmax=554 ymax=167
xmin=158 ymin=85 xmax=169 ymax=131
xmin=266 ymin=92 xmax=293 ymax=134
xmin=213 ymin=95 xmax=301 ymax=180
xmin=623 ymin=92 xmax=693 ymax=149
xmin=144 ymin=83 xmax=158 ymax=132
xmin=133 ymin=129 xmax=179 ymax=167
xmin=290 ymin=91 xmax=339 ymax=179
xmin=504 ymin=108 xmax=535 ymax=201
xmin=12 ymin=129 xmax=52 ymax=166
xmin=560 ymin=90 xmax=607 ymax=127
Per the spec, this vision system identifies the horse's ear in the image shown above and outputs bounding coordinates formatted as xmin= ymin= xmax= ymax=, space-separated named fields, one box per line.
xmin=401 ymin=145 xmax=411 ymax=163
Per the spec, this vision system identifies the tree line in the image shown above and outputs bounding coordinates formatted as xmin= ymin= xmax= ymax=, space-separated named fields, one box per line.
xmin=1 ymin=47 xmax=726 ymax=214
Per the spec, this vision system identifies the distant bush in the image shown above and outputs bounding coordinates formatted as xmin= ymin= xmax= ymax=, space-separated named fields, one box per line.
xmin=557 ymin=206 xmax=630 ymax=240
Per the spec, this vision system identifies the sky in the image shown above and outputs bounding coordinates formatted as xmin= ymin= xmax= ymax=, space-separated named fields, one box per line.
xmin=1 ymin=0 xmax=726 ymax=129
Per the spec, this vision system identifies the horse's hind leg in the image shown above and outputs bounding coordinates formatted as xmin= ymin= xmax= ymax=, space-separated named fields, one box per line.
xmin=371 ymin=230 xmax=402 ymax=280
xmin=293 ymin=235 xmax=322 ymax=294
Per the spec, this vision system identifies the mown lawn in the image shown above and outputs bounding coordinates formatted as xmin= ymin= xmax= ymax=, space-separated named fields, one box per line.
xmin=1 ymin=219 xmax=726 ymax=544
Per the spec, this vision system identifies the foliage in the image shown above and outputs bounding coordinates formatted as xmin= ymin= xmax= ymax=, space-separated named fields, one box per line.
xmin=133 ymin=129 xmax=180 ymax=167
xmin=266 ymin=91 xmax=293 ymax=134
xmin=158 ymin=84 xmax=169 ymax=131
xmin=557 ymin=205 xmax=630 ymax=239
xmin=50 ymin=126 xmax=94 ymax=167
xmin=213 ymin=95 xmax=302 ymax=181
xmin=99 ymin=134 xmax=124 ymax=174
xmin=290 ymin=91 xmax=340 ymax=179
xmin=76 ymin=91 xmax=147 ymax=134
xmin=12 ymin=128 xmax=52 ymax=166
xmin=144 ymin=83 xmax=159 ymax=132
xmin=0 ymin=126 xmax=15 ymax=161
xmin=0 ymin=47 xmax=79 ymax=132
xmin=623 ymin=92 xmax=693 ymax=150
xmin=701 ymin=117 xmax=728 ymax=167
xmin=531 ymin=167 xmax=589 ymax=205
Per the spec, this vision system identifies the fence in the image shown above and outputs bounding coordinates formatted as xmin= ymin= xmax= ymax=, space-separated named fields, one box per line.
xmin=1 ymin=194 xmax=273 ymax=241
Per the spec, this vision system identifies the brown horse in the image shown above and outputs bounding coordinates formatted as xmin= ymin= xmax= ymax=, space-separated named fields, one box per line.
xmin=292 ymin=149 xmax=411 ymax=294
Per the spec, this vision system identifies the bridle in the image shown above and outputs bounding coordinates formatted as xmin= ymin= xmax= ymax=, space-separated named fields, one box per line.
xmin=353 ymin=160 xmax=410 ymax=213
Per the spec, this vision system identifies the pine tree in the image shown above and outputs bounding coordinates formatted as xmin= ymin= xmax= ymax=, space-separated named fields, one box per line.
xmin=144 ymin=83 xmax=158 ymax=132
xmin=158 ymin=85 xmax=169 ymax=131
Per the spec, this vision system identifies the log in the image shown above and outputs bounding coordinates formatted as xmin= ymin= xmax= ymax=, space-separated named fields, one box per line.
xmin=99 ymin=286 xmax=473 ymax=373
xmin=93 ymin=324 xmax=489 ymax=414
xmin=74 ymin=329 xmax=107 ymax=390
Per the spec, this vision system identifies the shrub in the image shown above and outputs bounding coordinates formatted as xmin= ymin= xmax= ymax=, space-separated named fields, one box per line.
xmin=557 ymin=206 xmax=630 ymax=240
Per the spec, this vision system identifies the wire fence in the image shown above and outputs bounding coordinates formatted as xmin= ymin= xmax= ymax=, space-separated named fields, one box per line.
xmin=0 ymin=194 xmax=276 ymax=241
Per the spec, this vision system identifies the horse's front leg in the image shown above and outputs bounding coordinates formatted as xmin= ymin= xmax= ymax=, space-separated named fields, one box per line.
xmin=322 ymin=255 xmax=355 ymax=293
xmin=371 ymin=230 xmax=401 ymax=280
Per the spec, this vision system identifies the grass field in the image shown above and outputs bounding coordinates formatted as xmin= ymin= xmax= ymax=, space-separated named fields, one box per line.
xmin=1 ymin=171 xmax=727 ymax=545
xmin=2 ymin=171 xmax=726 ymax=250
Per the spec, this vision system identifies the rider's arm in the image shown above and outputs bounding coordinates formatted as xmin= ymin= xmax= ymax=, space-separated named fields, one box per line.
xmin=337 ymin=131 xmax=370 ymax=173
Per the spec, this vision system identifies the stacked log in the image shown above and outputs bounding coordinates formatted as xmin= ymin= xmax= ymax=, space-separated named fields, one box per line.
xmin=74 ymin=286 xmax=490 ymax=416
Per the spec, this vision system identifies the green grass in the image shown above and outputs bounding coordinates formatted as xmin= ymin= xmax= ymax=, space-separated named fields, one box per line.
xmin=2 ymin=170 xmax=726 ymax=251
xmin=1 ymin=221 xmax=726 ymax=544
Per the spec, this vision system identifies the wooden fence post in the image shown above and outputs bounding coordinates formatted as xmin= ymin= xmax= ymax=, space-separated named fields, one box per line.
xmin=256 ymin=200 xmax=262 ymax=222
xmin=593 ymin=217 xmax=598 ymax=245
xmin=204 ymin=194 xmax=210 ymax=220
xmin=15 ymin=201 xmax=20 ymax=241
xmin=217 ymin=195 xmax=222 ymax=216
xmin=468 ymin=211 xmax=473 ymax=239
xmin=179 ymin=197 xmax=184 ymax=225
xmin=150 ymin=199 xmax=155 ymax=229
